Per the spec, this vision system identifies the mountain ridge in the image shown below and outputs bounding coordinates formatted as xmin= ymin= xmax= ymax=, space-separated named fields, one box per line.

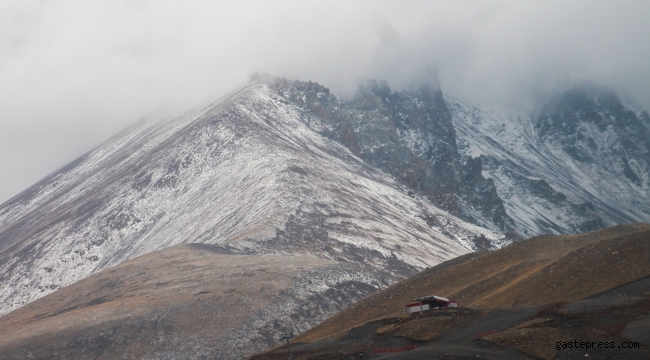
xmin=450 ymin=84 xmax=650 ymax=237
xmin=252 ymin=223 xmax=650 ymax=359
xmin=1 ymin=75 xmax=649 ymax=358
xmin=0 ymin=79 xmax=499 ymax=322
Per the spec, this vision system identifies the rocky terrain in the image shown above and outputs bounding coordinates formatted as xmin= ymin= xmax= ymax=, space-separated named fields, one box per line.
xmin=0 ymin=244 xmax=391 ymax=359
xmin=267 ymin=77 xmax=650 ymax=240
xmin=1 ymin=74 xmax=649 ymax=359
xmin=267 ymin=77 xmax=516 ymax=236
xmin=252 ymin=223 xmax=650 ymax=359
xmin=0 ymin=78 xmax=500 ymax=358
xmin=450 ymin=85 xmax=650 ymax=237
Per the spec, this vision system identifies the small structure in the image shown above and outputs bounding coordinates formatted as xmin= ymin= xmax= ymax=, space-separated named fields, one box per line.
xmin=405 ymin=295 xmax=457 ymax=314
xmin=278 ymin=332 xmax=294 ymax=360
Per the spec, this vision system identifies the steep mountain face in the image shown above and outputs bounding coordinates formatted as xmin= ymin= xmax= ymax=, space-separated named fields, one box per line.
xmin=536 ymin=86 xmax=650 ymax=202
xmin=450 ymin=85 xmax=650 ymax=237
xmin=0 ymin=78 xmax=502 ymax=357
xmin=267 ymin=77 xmax=515 ymax=236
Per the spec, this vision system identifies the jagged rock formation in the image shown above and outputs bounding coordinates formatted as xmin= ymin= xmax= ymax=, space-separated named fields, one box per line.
xmin=451 ymin=84 xmax=650 ymax=237
xmin=270 ymin=78 xmax=650 ymax=239
xmin=267 ymin=77 xmax=515 ymax=236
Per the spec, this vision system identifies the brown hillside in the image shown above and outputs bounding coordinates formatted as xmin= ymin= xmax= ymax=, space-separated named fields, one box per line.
xmin=0 ymin=244 xmax=382 ymax=359
xmin=295 ymin=223 xmax=650 ymax=344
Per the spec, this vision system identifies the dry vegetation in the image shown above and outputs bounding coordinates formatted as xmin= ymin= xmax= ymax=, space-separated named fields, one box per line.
xmin=251 ymin=224 xmax=650 ymax=359
xmin=296 ymin=223 xmax=650 ymax=343
xmin=0 ymin=244 xmax=340 ymax=359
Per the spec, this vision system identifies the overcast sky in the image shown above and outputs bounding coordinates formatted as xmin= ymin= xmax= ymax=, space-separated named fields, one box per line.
xmin=1 ymin=0 xmax=649 ymax=203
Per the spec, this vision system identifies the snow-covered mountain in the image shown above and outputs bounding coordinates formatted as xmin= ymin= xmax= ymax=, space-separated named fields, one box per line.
xmin=268 ymin=77 xmax=649 ymax=240
xmin=1 ymin=75 xmax=648 ymax=358
xmin=0 ymin=78 xmax=502 ymax=321
xmin=450 ymin=84 xmax=650 ymax=237
xmin=267 ymin=77 xmax=517 ymax=236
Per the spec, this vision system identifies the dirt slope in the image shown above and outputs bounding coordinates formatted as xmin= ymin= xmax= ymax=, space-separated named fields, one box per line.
xmin=253 ymin=223 xmax=650 ymax=359
xmin=0 ymin=244 xmax=386 ymax=359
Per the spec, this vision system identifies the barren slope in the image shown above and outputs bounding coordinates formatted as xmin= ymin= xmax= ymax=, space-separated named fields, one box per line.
xmin=0 ymin=244 xmax=389 ymax=359
xmin=254 ymin=224 xmax=650 ymax=359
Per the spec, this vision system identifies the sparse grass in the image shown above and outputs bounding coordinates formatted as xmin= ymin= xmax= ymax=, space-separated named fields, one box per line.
xmin=295 ymin=224 xmax=650 ymax=343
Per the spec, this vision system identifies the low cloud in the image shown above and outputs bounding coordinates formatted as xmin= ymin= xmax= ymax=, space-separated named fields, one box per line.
xmin=1 ymin=0 xmax=649 ymax=202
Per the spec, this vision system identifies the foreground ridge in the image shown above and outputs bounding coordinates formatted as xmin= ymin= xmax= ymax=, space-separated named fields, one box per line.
xmin=252 ymin=223 xmax=650 ymax=359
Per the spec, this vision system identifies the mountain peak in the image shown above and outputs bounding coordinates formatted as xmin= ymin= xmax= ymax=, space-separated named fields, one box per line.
xmin=2 ymin=74 xmax=649 ymax=358
xmin=0 ymin=78 xmax=504 ymax=358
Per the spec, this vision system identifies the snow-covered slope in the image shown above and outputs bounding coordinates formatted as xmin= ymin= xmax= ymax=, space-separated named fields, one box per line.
xmin=449 ymin=85 xmax=650 ymax=237
xmin=0 ymin=80 xmax=502 ymax=318
xmin=267 ymin=78 xmax=516 ymax=236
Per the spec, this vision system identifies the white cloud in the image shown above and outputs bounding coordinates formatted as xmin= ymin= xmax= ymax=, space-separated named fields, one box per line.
xmin=1 ymin=0 xmax=649 ymax=202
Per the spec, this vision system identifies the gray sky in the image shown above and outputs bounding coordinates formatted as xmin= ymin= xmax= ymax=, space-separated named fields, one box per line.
xmin=1 ymin=0 xmax=649 ymax=203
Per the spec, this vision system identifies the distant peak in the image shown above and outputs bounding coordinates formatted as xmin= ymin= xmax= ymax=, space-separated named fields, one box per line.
xmin=247 ymin=72 xmax=279 ymax=85
xmin=561 ymin=83 xmax=621 ymax=106
xmin=353 ymin=77 xmax=443 ymax=102
xmin=356 ymin=79 xmax=392 ymax=97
